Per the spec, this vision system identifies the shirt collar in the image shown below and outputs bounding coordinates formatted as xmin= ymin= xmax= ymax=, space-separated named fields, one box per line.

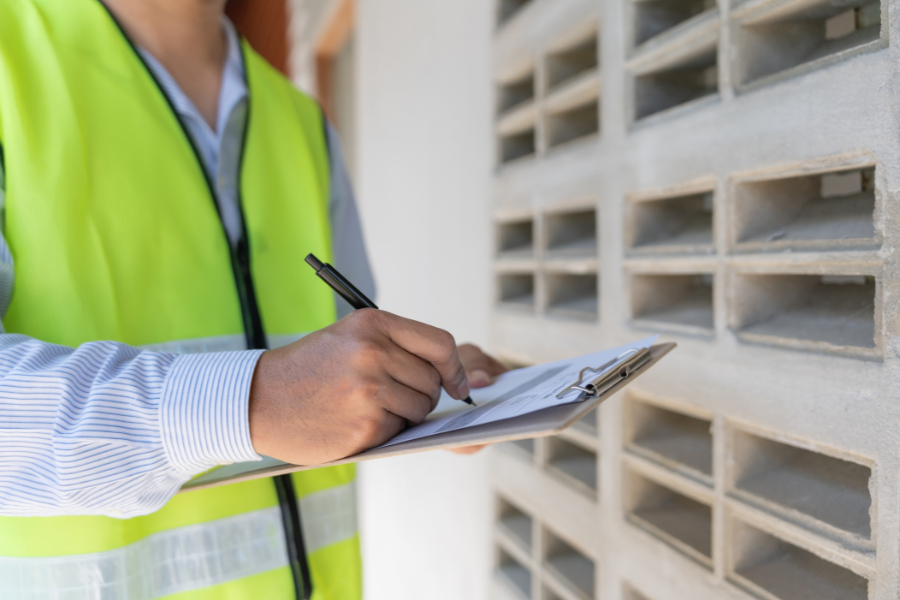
xmin=217 ymin=18 xmax=248 ymax=136
xmin=137 ymin=16 xmax=248 ymax=138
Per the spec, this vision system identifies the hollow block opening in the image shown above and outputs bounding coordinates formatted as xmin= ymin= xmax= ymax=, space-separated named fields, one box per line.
xmin=732 ymin=430 xmax=872 ymax=538
xmin=498 ymin=273 xmax=535 ymax=308
xmin=498 ymin=72 xmax=536 ymax=114
xmin=574 ymin=407 xmax=599 ymax=435
xmin=546 ymin=273 xmax=599 ymax=320
xmin=547 ymin=36 xmax=599 ymax=91
xmin=634 ymin=0 xmax=717 ymax=46
xmin=627 ymin=470 xmax=713 ymax=561
xmin=498 ymin=548 xmax=532 ymax=598
xmin=505 ymin=438 xmax=536 ymax=457
xmin=499 ymin=0 xmax=532 ymax=26
xmin=544 ymin=530 xmax=596 ymax=598
xmin=737 ymin=0 xmax=881 ymax=85
xmin=735 ymin=167 xmax=875 ymax=248
xmin=500 ymin=129 xmax=536 ymax=164
xmin=631 ymin=273 xmax=714 ymax=330
xmin=630 ymin=191 xmax=713 ymax=252
xmin=546 ymin=209 xmax=597 ymax=257
xmin=628 ymin=399 xmax=713 ymax=476
xmin=498 ymin=219 xmax=534 ymax=258
xmin=730 ymin=520 xmax=868 ymax=600
xmin=547 ymin=436 xmax=598 ymax=492
xmin=634 ymin=46 xmax=717 ymax=120
xmin=499 ymin=497 xmax=534 ymax=550
xmin=548 ymin=100 xmax=600 ymax=148
xmin=733 ymin=274 xmax=876 ymax=350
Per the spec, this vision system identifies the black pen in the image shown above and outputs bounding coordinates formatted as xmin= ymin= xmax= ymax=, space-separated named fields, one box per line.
xmin=305 ymin=253 xmax=476 ymax=407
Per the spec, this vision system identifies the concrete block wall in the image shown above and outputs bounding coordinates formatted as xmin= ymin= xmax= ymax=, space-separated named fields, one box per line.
xmin=489 ymin=0 xmax=900 ymax=599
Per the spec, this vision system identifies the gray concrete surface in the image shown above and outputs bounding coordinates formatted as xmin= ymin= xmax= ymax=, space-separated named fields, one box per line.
xmin=489 ymin=0 xmax=900 ymax=598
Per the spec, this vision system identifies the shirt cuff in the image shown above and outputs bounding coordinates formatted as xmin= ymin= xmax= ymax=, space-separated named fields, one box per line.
xmin=159 ymin=350 xmax=265 ymax=474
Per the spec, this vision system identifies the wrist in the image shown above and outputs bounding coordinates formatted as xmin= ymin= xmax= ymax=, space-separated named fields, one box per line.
xmin=247 ymin=349 xmax=274 ymax=458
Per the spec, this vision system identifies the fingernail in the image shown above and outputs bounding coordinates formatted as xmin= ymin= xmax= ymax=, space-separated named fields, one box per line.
xmin=469 ymin=369 xmax=492 ymax=388
xmin=457 ymin=379 xmax=471 ymax=399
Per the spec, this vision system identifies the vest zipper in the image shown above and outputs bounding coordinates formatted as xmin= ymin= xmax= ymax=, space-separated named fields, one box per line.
xmin=99 ymin=4 xmax=313 ymax=598
xmin=232 ymin=186 xmax=313 ymax=600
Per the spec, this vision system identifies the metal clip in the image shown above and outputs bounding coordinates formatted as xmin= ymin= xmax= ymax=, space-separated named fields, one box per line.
xmin=556 ymin=347 xmax=650 ymax=400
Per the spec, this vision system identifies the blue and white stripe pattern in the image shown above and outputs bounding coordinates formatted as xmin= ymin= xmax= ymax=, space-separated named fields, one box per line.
xmin=0 ymin=335 xmax=263 ymax=518
xmin=0 ymin=16 xmax=374 ymax=518
xmin=160 ymin=350 xmax=265 ymax=475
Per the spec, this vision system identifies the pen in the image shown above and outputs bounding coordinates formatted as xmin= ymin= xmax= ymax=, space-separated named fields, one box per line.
xmin=305 ymin=253 xmax=476 ymax=407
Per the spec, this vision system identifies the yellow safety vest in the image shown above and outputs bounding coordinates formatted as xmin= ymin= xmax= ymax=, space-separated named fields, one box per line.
xmin=0 ymin=0 xmax=362 ymax=598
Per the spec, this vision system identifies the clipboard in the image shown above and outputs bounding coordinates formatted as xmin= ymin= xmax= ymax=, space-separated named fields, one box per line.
xmin=181 ymin=342 xmax=675 ymax=493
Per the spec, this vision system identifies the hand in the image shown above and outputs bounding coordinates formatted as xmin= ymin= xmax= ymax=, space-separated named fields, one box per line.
xmin=449 ymin=343 xmax=509 ymax=455
xmin=248 ymin=309 xmax=470 ymax=465
xmin=458 ymin=343 xmax=508 ymax=388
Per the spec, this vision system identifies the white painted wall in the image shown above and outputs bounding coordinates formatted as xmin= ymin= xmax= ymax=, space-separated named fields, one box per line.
xmin=352 ymin=2 xmax=495 ymax=600
xmin=288 ymin=1 xmax=495 ymax=597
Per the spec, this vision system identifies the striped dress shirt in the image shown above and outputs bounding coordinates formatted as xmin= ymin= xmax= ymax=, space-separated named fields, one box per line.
xmin=0 ymin=18 xmax=373 ymax=518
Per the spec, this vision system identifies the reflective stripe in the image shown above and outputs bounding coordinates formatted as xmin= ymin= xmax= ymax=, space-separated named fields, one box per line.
xmin=299 ymin=481 xmax=358 ymax=553
xmin=0 ymin=482 xmax=359 ymax=597
xmin=140 ymin=333 xmax=309 ymax=354
xmin=0 ymin=507 xmax=287 ymax=599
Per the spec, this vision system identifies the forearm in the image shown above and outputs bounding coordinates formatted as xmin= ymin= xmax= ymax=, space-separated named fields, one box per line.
xmin=0 ymin=334 xmax=263 ymax=518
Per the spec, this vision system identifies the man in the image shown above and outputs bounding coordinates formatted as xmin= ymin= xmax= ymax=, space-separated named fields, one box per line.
xmin=0 ymin=0 xmax=506 ymax=598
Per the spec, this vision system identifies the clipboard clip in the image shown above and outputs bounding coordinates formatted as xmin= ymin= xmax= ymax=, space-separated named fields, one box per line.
xmin=556 ymin=347 xmax=652 ymax=400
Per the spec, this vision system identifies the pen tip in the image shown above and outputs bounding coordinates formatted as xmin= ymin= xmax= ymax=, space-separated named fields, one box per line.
xmin=463 ymin=396 xmax=476 ymax=407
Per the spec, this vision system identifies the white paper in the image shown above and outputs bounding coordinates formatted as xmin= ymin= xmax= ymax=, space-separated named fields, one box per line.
xmin=377 ymin=336 xmax=658 ymax=448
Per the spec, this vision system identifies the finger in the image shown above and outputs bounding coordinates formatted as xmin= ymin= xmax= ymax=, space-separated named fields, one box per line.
xmin=376 ymin=378 xmax=436 ymax=426
xmin=448 ymin=444 xmax=488 ymax=455
xmin=469 ymin=369 xmax=493 ymax=388
xmin=356 ymin=410 xmax=406 ymax=452
xmin=382 ymin=344 xmax=442 ymax=412
xmin=458 ymin=344 xmax=509 ymax=387
xmin=489 ymin=357 xmax=509 ymax=375
xmin=372 ymin=311 xmax=470 ymax=400
xmin=458 ymin=344 xmax=508 ymax=376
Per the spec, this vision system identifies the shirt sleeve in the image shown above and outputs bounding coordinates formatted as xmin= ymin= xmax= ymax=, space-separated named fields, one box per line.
xmin=325 ymin=122 xmax=377 ymax=318
xmin=0 ymin=337 xmax=263 ymax=518
xmin=0 ymin=158 xmax=264 ymax=518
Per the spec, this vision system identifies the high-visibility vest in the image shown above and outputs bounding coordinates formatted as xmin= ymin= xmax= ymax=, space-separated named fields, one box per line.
xmin=0 ymin=0 xmax=362 ymax=599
